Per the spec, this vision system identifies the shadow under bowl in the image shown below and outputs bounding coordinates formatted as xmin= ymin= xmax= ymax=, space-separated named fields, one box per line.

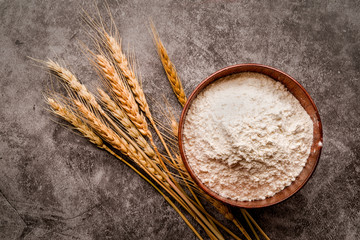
xmin=178 ymin=64 xmax=323 ymax=208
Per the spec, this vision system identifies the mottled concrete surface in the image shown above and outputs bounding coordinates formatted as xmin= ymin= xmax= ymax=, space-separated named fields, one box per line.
xmin=0 ymin=0 xmax=359 ymax=239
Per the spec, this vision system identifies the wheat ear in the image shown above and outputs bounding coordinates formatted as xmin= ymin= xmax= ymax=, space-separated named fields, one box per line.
xmin=74 ymin=100 xmax=169 ymax=185
xmin=97 ymin=88 xmax=156 ymax=157
xmin=150 ymin=25 xmax=187 ymax=107
xmin=47 ymin=98 xmax=104 ymax=148
xmin=105 ymin=34 xmax=151 ymax=117
xmin=95 ymin=55 xmax=151 ymax=137
xmin=101 ymin=33 xmax=182 ymax=183
xmin=46 ymin=61 xmax=169 ymax=190
xmin=46 ymin=60 xmax=106 ymax=116
xmin=46 ymin=60 xmax=157 ymax=161
xmin=96 ymin=54 xmax=166 ymax=170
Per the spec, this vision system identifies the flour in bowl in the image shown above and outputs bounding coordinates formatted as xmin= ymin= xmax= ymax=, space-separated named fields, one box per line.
xmin=183 ymin=72 xmax=313 ymax=201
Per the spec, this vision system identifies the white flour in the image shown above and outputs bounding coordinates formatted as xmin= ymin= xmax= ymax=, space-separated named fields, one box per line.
xmin=183 ymin=72 xmax=313 ymax=201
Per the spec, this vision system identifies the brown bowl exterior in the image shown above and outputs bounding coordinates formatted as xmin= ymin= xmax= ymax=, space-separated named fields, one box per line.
xmin=178 ymin=64 xmax=323 ymax=208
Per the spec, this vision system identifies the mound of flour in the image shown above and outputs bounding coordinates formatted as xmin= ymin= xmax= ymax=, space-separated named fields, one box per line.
xmin=183 ymin=72 xmax=313 ymax=201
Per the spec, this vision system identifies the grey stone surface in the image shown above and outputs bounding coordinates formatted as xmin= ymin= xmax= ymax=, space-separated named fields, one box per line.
xmin=0 ymin=0 xmax=359 ymax=239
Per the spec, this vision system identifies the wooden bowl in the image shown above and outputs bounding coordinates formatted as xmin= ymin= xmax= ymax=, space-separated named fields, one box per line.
xmin=178 ymin=64 xmax=323 ymax=208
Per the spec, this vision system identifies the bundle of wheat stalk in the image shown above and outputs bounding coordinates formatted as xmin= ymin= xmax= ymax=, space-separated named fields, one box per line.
xmin=42 ymin=13 xmax=270 ymax=240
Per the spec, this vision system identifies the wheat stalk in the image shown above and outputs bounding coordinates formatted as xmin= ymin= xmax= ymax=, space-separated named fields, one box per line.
xmin=155 ymin=105 xmax=226 ymax=236
xmin=243 ymin=210 xmax=271 ymax=240
xmin=150 ymin=24 xmax=187 ymax=107
xmin=110 ymin=150 xmax=204 ymax=240
xmin=241 ymin=209 xmax=260 ymax=240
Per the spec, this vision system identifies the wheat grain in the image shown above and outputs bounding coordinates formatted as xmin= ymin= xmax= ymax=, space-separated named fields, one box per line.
xmin=168 ymin=112 xmax=179 ymax=138
xmin=171 ymin=120 xmax=178 ymax=138
xmin=204 ymin=195 xmax=234 ymax=221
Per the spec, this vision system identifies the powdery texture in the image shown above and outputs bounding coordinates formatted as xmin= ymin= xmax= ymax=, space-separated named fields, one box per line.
xmin=183 ymin=72 xmax=313 ymax=201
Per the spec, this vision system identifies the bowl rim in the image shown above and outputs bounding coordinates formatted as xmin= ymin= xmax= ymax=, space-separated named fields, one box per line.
xmin=178 ymin=63 xmax=323 ymax=208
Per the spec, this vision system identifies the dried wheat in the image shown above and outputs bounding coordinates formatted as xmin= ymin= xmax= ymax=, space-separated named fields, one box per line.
xmin=105 ymin=33 xmax=151 ymax=118
xmin=96 ymin=55 xmax=151 ymax=138
xmin=150 ymin=26 xmax=187 ymax=107
xmin=74 ymin=99 xmax=128 ymax=153
xmin=74 ymin=99 xmax=169 ymax=187
xmin=47 ymin=98 xmax=104 ymax=148
xmin=98 ymin=88 xmax=156 ymax=158
xmin=47 ymin=96 xmax=203 ymax=238
xmin=46 ymin=60 xmax=106 ymax=116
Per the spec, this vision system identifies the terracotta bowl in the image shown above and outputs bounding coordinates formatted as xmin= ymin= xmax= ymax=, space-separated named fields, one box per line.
xmin=178 ymin=64 xmax=323 ymax=208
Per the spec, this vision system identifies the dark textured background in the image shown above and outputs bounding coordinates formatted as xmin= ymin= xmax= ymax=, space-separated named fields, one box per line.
xmin=0 ymin=0 xmax=359 ymax=239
